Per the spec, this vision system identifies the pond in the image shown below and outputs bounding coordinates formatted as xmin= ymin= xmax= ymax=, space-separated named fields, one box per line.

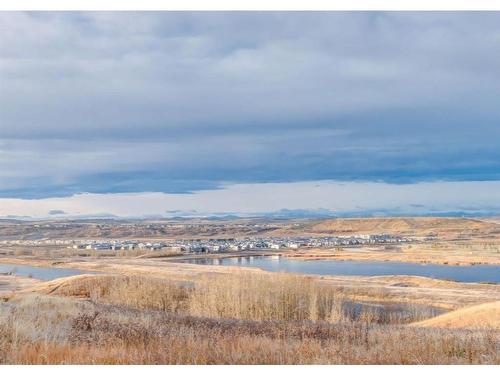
xmin=0 ymin=263 xmax=94 ymax=281
xmin=174 ymin=256 xmax=500 ymax=283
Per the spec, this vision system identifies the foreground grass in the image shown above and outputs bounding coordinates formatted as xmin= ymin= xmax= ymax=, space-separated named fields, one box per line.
xmin=1 ymin=272 xmax=499 ymax=364
xmin=46 ymin=273 xmax=440 ymax=324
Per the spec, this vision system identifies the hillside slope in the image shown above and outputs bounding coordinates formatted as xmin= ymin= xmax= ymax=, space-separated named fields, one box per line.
xmin=412 ymin=301 xmax=500 ymax=329
xmin=306 ymin=217 xmax=500 ymax=238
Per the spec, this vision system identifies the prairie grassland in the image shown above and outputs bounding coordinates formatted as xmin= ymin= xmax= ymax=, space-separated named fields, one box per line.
xmin=413 ymin=301 xmax=500 ymax=330
xmin=2 ymin=253 xmax=499 ymax=309
xmin=287 ymin=240 xmax=500 ymax=265
xmin=1 ymin=272 xmax=498 ymax=364
xmin=46 ymin=273 xmax=439 ymax=324
xmin=0 ymin=292 xmax=498 ymax=364
xmin=2 ymin=246 xmax=183 ymax=259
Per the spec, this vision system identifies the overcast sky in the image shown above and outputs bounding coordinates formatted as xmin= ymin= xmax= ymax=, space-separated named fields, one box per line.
xmin=1 ymin=12 xmax=500 ymax=217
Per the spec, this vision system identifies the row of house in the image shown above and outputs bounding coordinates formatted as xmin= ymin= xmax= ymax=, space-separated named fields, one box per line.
xmin=70 ymin=240 xmax=164 ymax=251
xmin=67 ymin=234 xmax=412 ymax=252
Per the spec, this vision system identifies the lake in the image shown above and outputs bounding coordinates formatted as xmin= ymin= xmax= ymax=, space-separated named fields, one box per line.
xmin=0 ymin=263 xmax=94 ymax=281
xmin=174 ymin=256 xmax=500 ymax=283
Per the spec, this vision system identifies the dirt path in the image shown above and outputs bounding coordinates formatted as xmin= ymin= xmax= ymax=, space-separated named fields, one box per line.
xmin=0 ymin=275 xmax=41 ymax=297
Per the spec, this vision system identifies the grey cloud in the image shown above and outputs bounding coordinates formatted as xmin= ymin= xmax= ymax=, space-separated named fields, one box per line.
xmin=3 ymin=12 xmax=500 ymax=138
xmin=48 ymin=209 xmax=66 ymax=215
xmin=1 ymin=12 xmax=500 ymax=198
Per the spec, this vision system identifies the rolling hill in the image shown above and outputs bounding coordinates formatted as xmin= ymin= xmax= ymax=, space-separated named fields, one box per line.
xmin=412 ymin=301 xmax=500 ymax=329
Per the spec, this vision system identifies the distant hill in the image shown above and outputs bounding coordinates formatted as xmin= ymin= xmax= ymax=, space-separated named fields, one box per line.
xmin=0 ymin=217 xmax=499 ymax=240
xmin=0 ymin=219 xmax=284 ymax=240
xmin=300 ymin=217 xmax=500 ymax=239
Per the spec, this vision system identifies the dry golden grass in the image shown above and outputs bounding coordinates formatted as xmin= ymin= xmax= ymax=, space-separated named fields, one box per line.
xmin=42 ymin=272 xmax=441 ymax=325
xmin=413 ymin=301 xmax=500 ymax=330
xmin=1 ymin=271 xmax=498 ymax=364
xmin=48 ymin=274 xmax=190 ymax=313
xmin=1 ymin=292 xmax=499 ymax=364
xmin=306 ymin=217 xmax=500 ymax=239
xmin=0 ymin=275 xmax=39 ymax=297
xmin=285 ymin=239 xmax=500 ymax=265
xmin=47 ymin=272 xmax=345 ymax=322
xmin=188 ymin=273 xmax=344 ymax=322
xmin=5 ymin=252 xmax=497 ymax=311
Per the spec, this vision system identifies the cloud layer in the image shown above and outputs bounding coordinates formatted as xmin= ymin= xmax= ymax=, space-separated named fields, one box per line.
xmin=1 ymin=12 xmax=500 ymax=203
xmin=2 ymin=180 xmax=500 ymax=218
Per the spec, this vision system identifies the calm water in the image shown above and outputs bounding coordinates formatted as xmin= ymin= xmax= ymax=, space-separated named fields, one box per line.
xmin=0 ymin=263 xmax=93 ymax=281
xmin=175 ymin=256 xmax=500 ymax=283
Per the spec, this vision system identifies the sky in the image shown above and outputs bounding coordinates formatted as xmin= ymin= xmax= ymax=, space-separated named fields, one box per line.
xmin=1 ymin=12 xmax=500 ymax=218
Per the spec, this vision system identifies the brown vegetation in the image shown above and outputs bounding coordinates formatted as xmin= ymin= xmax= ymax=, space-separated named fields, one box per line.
xmin=305 ymin=217 xmax=500 ymax=239
xmin=3 ymin=253 xmax=499 ymax=310
xmin=413 ymin=301 xmax=500 ymax=329
xmin=283 ymin=239 xmax=500 ymax=265
xmin=0 ymin=288 xmax=498 ymax=364
xmin=44 ymin=273 xmax=441 ymax=324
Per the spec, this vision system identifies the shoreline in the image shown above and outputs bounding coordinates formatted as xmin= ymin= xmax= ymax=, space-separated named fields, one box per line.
xmin=158 ymin=248 xmax=500 ymax=266
xmin=2 ymin=246 xmax=500 ymax=268
xmin=0 ymin=274 xmax=40 ymax=297
xmin=1 ymin=254 xmax=500 ymax=310
xmin=279 ymin=247 xmax=500 ymax=266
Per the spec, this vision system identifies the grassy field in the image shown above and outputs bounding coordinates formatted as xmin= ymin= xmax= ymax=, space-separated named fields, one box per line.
xmin=2 ymin=252 xmax=500 ymax=310
xmin=286 ymin=240 xmax=500 ymax=265
xmin=413 ymin=301 xmax=500 ymax=330
xmin=0 ymin=272 xmax=499 ymax=364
